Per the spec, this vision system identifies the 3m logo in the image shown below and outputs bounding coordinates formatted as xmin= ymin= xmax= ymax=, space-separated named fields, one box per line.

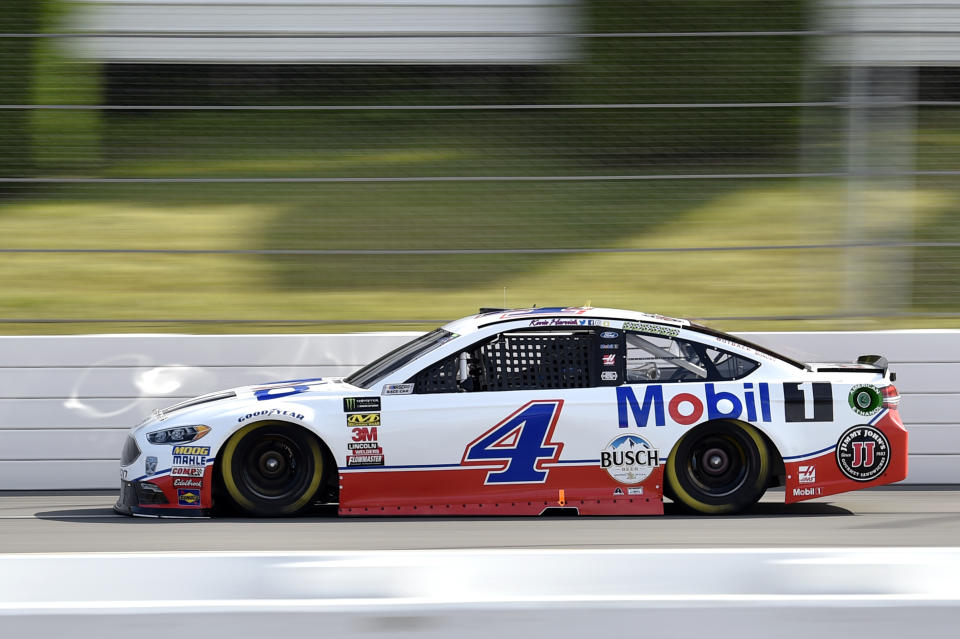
xmin=347 ymin=413 xmax=380 ymax=426
xmin=351 ymin=427 xmax=378 ymax=442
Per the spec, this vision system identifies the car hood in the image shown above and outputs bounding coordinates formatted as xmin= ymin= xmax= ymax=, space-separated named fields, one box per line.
xmin=135 ymin=377 xmax=366 ymax=432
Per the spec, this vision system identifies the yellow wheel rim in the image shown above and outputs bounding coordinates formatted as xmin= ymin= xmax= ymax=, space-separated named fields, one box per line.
xmin=666 ymin=422 xmax=770 ymax=515
xmin=221 ymin=422 xmax=324 ymax=515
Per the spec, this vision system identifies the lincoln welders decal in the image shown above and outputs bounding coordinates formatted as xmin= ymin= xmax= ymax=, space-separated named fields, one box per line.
xmin=783 ymin=382 xmax=833 ymax=423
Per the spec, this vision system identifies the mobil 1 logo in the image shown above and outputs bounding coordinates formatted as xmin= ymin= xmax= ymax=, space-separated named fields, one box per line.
xmin=783 ymin=382 xmax=833 ymax=422
xmin=836 ymin=425 xmax=890 ymax=481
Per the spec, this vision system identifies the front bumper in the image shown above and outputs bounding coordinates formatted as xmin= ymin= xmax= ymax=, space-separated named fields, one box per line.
xmin=114 ymin=479 xmax=213 ymax=518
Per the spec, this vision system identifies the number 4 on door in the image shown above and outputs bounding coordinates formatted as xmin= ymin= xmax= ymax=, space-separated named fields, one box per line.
xmin=461 ymin=400 xmax=565 ymax=484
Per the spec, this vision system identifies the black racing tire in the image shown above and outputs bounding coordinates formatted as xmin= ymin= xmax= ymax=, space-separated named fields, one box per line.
xmin=220 ymin=422 xmax=324 ymax=516
xmin=666 ymin=420 xmax=770 ymax=515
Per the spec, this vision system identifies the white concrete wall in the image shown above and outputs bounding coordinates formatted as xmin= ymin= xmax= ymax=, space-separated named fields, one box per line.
xmin=66 ymin=0 xmax=580 ymax=64
xmin=0 ymin=330 xmax=954 ymax=489
xmin=823 ymin=0 xmax=960 ymax=66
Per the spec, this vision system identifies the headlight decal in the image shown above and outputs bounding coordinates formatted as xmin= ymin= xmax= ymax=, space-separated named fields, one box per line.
xmin=146 ymin=424 xmax=211 ymax=445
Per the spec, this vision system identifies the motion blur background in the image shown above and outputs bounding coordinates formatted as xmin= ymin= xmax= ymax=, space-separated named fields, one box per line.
xmin=1 ymin=0 xmax=958 ymax=334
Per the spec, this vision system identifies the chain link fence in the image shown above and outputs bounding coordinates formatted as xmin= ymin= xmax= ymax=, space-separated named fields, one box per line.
xmin=0 ymin=1 xmax=958 ymax=333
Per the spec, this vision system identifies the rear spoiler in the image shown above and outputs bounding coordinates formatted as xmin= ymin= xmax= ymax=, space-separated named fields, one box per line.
xmin=858 ymin=355 xmax=896 ymax=382
xmin=814 ymin=355 xmax=895 ymax=381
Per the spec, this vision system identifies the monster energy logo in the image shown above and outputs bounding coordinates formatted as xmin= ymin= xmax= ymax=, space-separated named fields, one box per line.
xmin=343 ymin=396 xmax=381 ymax=413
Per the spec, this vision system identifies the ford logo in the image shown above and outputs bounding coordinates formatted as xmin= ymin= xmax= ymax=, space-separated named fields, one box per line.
xmin=600 ymin=331 xmax=619 ymax=339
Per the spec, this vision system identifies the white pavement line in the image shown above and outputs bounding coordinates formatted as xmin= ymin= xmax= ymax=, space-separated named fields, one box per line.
xmin=1 ymin=593 xmax=959 ymax=614
xmin=1 ymin=546 xmax=959 ymax=557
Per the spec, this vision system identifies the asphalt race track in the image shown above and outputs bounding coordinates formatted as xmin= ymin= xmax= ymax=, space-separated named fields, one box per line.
xmin=1 ymin=487 xmax=959 ymax=553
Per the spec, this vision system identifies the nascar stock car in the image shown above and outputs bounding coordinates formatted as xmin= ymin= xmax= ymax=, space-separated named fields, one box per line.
xmin=116 ymin=306 xmax=907 ymax=517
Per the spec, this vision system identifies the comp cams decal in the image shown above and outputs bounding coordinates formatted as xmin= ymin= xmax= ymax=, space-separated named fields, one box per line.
xmin=836 ymin=425 xmax=890 ymax=481
xmin=600 ymin=435 xmax=660 ymax=484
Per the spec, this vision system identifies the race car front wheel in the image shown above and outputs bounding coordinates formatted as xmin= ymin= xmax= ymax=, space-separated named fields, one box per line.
xmin=220 ymin=422 xmax=324 ymax=516
xmin=666 ymin=420 xmax=770 ymax=515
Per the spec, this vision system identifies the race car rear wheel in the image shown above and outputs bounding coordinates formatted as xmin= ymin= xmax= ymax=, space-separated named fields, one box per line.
xmin=220 ymin=422 xmax=324 ymax=516
xmin=666 ymin=420 xmax=770 ymax=515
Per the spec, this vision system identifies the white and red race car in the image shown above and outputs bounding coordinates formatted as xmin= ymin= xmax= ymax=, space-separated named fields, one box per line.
xmin=116 ymin=307 xmax=907 ymax=517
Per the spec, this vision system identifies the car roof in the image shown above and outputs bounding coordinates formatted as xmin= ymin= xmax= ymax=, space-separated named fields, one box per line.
xmin=442 ymin=306 xmax=690 ymax=336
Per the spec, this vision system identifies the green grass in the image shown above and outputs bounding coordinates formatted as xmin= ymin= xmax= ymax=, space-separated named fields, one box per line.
xmin=0 ymin=178 xmax=957 ymax=335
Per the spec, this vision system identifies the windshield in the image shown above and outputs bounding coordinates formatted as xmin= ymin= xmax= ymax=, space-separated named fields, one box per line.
xmin=345 ymin=328 xmax=457 ymax=389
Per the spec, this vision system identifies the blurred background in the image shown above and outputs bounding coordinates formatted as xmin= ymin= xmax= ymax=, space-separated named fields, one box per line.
xmin=0 ymin=0 xmax=958 ymax=334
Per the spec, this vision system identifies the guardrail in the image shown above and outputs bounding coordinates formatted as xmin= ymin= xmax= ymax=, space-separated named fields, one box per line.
xmin=0 ymin=330 xmax=955 ymax=489
xmin=1 ymin=549 xmax=958 ymax=638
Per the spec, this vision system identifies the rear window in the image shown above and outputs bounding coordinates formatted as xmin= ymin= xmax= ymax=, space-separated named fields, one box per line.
xmin=625 ymin=332 xmax=758 ymax=383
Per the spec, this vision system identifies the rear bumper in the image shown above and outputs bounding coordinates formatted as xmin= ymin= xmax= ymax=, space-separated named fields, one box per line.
xmin=785 ymin=408 xmax=908 ymax=503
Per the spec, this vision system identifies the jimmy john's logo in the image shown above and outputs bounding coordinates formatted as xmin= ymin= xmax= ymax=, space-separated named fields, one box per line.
xmin=346 ymin=413 xmax=380 ymax=427
xmin=600 ymin=435 xmax=660 ymax=484
xmin=836 ymin=426 xmax=890 ymax=481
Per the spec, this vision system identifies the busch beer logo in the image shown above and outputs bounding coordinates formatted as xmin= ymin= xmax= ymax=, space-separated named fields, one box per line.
xmin=600 ymin=434 xmax=660 ymax=484
xmin=617 ymin=383 xmax=771 ymax=428
xmin=836 ymin=426 xmax=890 ymax=481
